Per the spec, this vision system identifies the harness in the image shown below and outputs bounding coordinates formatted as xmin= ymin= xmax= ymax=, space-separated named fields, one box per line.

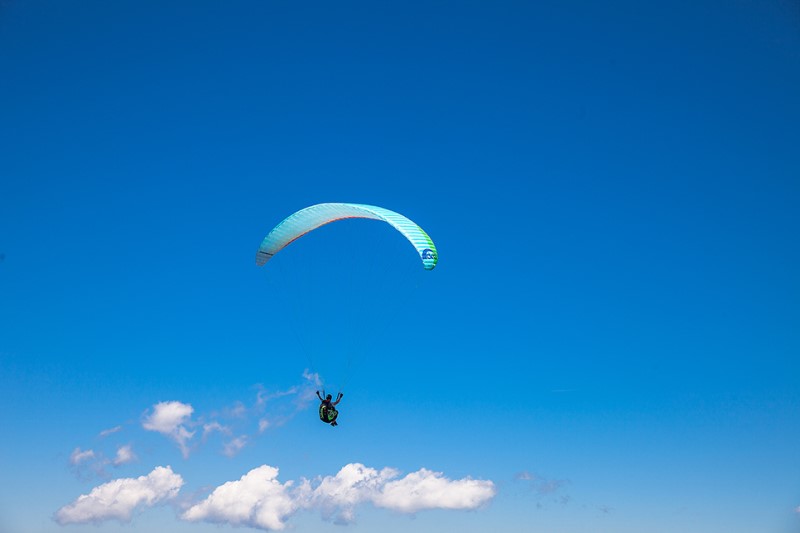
xmin=319 ymin=402 xmax=338 ymax=423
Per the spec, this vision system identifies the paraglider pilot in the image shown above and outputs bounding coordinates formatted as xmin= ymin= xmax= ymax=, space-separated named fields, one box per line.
xmin=317 ymin=390 xmax=343 ymax=427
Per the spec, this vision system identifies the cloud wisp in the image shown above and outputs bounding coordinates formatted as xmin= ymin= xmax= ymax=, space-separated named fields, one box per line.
xmin=133 ymin=372 xmax=320 ymax=459
xmin=99 ymin=425 xmax=123 ymax=438
xmin=202 ymin=421 xmax=231 ymax=439
xmin=113 ymin=445 xmax=137 ymax=466
xmin=69 ymin=444 xmax=139 ymax=479
xmin=55 ymin=466 xmax=183 ymax=525
xmin=222 ymin=435 xmax=248 ymax=457
xmin=69 ymin=448 xmax=95 ymax=466
xmin=514 ymin=470 xmax=575 ymax=510
xmin=251 ymin=370 xmax=322 ymax=430
xmin=516 ymin=470 xmax=570 ymax=495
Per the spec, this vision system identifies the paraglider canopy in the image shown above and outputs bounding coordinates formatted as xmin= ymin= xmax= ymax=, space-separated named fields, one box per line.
xmin=255 ymin=203 xmax=438 ymax=270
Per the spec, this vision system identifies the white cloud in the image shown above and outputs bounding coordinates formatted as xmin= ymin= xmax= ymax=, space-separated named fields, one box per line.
xmin=306 ymin=463 xmax=398 ymax=524
xmin=375 ymin=467 xmax=497 ymax=513
xmin=142 ymin=401 xmax=195 ymax=458
xmin=258 ymin=418 xmax=270 ymax=433
xmin=142 ymin=401 xmax=193 ymax=434
xmin=69 ymin=448 xmax=95 ymax=465
xmin=55 ymin=466 xmax=183 ymax=525
xmin=182 ymin=465 xmax=297 ymax=531
xmin=182 ymin=463 xmax=496 ymax=531
xmin=795 ymin=505 xmax=800 ymax=514
xmin=113 ymin=445 xmax=136 ymax=466
xmin=99 ymin=425 xmax=123 ymax=438
xmin=307 ymin=463 xmax=496 ymax=523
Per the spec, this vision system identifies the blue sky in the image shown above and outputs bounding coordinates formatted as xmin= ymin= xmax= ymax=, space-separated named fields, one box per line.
xmin=1 ymin=1 xmax=799 ymax=531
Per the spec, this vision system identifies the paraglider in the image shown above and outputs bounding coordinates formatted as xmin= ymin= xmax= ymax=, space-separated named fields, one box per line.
xmin=317 ymin=390 xmax=343 ymax=426
xmin=256 ymin=203 xmax=438 ymax=428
